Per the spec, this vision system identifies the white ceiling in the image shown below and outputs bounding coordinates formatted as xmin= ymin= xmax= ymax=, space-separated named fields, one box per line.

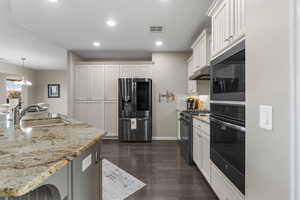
xmin=0 ymin=0 xmax=67 ymax=69
xmin=1 ymin=0 xmax=212 ymax=69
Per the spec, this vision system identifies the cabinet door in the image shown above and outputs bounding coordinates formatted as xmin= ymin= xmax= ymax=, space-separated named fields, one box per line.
xmin=197 ymin=132 xmax=203 ymax=171
xmin=104 ymin=101 xmax=118 ymax=136
xmin=74 ymin=67 xmax=89 ymax=100
xmin=74 ymin=102 xmax=90 ymax=124
xmin=211 ymin=0 xmax=230 ymax=57
xmin=202 ymin=133 xmax=211 ymax=183
xmin=193 ymin=42 xmax=201 ymax=70
xmin=135 ymin=66 xmax=152 ymax=78
xmin=74 ymin=101 xmax=105 ymax=129
xmin=232 ymin=0 xmax=246 ymax=42
xmin=120 ymin=65 xmax=152 ymax=78
xmin=89 ymin=102 xmax=105 ymax=129
xmin=90 ymin=66 xmax=105 ymax=100
xmin=105 ymin=65 xmax=119 ymax=101
xmin=72 ymin=142 xmax=100 ymax=200
xmin=187 ymin=59 xmax=197 ymax=94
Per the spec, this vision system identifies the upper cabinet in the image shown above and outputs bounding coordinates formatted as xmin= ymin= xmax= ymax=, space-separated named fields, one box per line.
xmin=119 ymin=65 xmax=152 ymax=78
xmin=187 ymin=56 xmax=197 ymax=94
xmin=104 ymin=65 xmax=119 ymax=101
xmin=232 ymin=0 xmax=245 ymax=42
xmin=74 ymin=66 xmax=90 ymax=100
xmin=208 ymin=0 xmax=245 ymax=60
xmin=74 ymin=66 xmax=105 ymax=100
xmin=191 ymin=29 xmax=211 ymax=71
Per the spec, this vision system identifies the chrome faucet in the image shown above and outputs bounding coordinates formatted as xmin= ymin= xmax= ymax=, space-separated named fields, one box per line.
xmin=14 ymin=104 xmax=49 ymax=125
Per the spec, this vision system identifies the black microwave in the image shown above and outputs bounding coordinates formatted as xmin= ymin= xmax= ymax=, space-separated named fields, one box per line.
xmin=211 ymin=42 xmax=245 ymax=101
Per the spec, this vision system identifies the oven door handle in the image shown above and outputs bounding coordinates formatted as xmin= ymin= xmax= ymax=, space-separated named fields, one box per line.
xmin=211 ymin=117 xmax=246 ymax=132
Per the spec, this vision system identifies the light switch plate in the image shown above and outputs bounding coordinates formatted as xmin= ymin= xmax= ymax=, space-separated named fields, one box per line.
xmin=259 ymin=105 xmax=273 ymax=130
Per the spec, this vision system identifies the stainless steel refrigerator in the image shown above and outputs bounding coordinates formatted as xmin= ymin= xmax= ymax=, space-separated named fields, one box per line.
xmin=118 ymin=78 xmax=152 ymax=142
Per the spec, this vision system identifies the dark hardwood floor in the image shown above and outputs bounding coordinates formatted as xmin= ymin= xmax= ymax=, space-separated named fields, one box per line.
xmin=102 ymin=140 xmax=218 ymax=200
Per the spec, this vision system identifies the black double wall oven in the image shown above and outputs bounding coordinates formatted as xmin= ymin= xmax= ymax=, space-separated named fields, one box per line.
xmin=210 ymin=41 xmax=246 ymax=194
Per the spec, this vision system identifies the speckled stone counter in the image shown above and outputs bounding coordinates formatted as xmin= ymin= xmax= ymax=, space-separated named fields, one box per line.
xmin=0 ymin=113 xmax=107 ymax=197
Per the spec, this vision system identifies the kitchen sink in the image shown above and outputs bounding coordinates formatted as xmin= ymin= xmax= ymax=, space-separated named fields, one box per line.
xmin=21 ymin=118 xmax=70 ymax=128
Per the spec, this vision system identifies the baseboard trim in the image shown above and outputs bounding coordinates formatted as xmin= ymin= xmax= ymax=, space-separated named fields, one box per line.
xmin=103 ymin=136 xmax=178 ymax=141
xmin=152 ymin=137 xmax=178 ymax=141
xmin=103 ymin=136 xmax=118 ymax=140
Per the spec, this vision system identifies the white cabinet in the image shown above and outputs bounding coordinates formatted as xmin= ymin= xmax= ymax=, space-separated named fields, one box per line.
xmin=187 ymin=56 xmax=197 ymax=94
xmin=89 ymin=66 xmax=105 ymax=100
xmin=119 ymin=65 xmax=152 ymax=78
xmin=74 ymin=101 xmax=105 ymax=129
xmin=74 ymin=63 xmax=152 ymax=138
xmin=232 ymin=0 xmax=245 ymax=42
xmin=193 ymin=118 xmax=211 ymax=183
xmin=209 ymin=0 xmax=231 ymax=58
xmin=202 ymin=133 xmax=211 ymax=182
xmin=74 ymin=66 xmax=105 ymax=100
xmin=105 ymin=65 xmax=119 ymax=100
xmin=191 ymin=30 xmax=211 ymax=71
xmin=193 ymin=126 xmax=202 ymax=169
xmin=211 ymin=164 xmax=244 ymax=200
xmin=208 ymin=0 xmax=245 ymax=59
xmin=74 ymin=67 xmax=89 ymax=100
xmin=104 ymin=101 xmax=118 ymax=137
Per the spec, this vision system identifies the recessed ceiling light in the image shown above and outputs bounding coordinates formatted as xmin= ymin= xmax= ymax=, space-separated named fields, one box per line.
xmin=155 ymin=40 xmax=163 ymax=46
xmin=93 ymin=42 xmax=101 ymax=47
xmin=48 ymin=0 xmax=58 ymax=3
xmin=106 ymin=19 xmax=117 ymax=27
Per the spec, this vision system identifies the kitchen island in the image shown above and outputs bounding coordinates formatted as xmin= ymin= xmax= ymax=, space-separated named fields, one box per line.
xmin=0 ymin=113 xmax=107 ymax=200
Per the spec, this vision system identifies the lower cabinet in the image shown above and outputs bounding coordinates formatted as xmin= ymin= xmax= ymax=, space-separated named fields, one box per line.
xmin=193 ymin=118 xmax=210 ymax=183
xmin=211 ymin=164 xmax=244 ymax=200
xmin=193 ymin=127 xmax=202 ymax=169
xmin=73 ymin=141 xmax=102 ymax=200
xmin=74 ymin=101 xmax=118 ymax=137
xmin=201 ymin=133 xmax=211 ymax=182
xmin=74 ymin=101 xmax=105 ymax=129
xmin=193 ymin=118 xmax=244 ymax=200
xmin=104 ymin=101 xmax=118 ymax=137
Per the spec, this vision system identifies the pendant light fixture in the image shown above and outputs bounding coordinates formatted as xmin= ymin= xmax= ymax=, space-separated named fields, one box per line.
xmin=20 ymin=58 xmax=32 ymax=86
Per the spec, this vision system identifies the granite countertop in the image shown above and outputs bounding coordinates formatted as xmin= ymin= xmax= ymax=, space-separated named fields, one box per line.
xmin=0 ymin=113 xmax=107 ymax=197
xmin=193 ymin=114 xmax=210 ymax=124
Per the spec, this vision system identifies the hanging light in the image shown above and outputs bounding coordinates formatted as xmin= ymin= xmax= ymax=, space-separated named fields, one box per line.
xmin=20 ymin=58 xmax=32 ymax=86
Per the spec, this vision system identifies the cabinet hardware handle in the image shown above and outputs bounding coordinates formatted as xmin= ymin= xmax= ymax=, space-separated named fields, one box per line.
xmin=95 ymin=152 xmax=102 ymax=164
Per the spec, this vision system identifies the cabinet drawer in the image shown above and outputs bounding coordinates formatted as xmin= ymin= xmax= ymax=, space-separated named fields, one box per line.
xmin=211 ymin=164 xmax=229 ymax=200
xmin=211 ymin=164 xmax=244 ymax=200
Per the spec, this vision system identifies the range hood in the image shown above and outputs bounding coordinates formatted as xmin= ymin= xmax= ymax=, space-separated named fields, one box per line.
xmin=189 ymin=65 xmax=210 ymax=80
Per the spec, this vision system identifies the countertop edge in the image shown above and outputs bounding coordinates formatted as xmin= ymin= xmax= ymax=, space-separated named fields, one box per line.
xmin=0 ymin=131 xmax=107 ymax=197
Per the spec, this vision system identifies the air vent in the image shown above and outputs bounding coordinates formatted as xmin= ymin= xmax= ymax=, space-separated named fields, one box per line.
xmin=150 ymin=26 xmax=164 ymax=33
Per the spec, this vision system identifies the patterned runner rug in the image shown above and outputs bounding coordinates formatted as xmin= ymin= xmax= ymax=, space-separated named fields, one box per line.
xmin=102 ymin=159 xmax=146 ymax=200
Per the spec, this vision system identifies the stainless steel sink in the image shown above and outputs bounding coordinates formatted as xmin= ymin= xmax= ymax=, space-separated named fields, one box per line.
xmin=21 ymin=118 xmax=70 ymax=128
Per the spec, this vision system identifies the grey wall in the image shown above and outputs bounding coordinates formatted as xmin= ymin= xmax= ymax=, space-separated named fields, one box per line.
xmin=35 ymin=70 xmax=68 ymax=115
xmin=152 ymin=53 xmax=189 ymax=138
xmin=246 ymin=0 xmax=291 ymax=199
